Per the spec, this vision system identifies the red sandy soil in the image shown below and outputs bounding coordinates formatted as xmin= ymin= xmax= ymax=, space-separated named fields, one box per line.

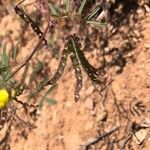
xmin=0 ymin=1 xmax=150 ymax=150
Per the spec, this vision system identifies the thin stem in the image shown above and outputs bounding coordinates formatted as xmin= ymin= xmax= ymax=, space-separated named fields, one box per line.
xmin=5 ymin=20 xmax=50 ymax=82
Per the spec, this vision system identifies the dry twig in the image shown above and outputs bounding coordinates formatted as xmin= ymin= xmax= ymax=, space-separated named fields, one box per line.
xmin=80 ymin=126 xmax=119 ymax=150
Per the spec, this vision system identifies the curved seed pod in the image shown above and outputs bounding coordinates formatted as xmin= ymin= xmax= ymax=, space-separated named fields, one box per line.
xmin=67 ymin=37 xmax=83 ymax=102
xmin=46 ymin=49 xmax=68 ymax=85
xmin=70 ymin=52 xmax=83 ymax=102
xmin=70 ymin=35 xmax=104 ymax=84
xmin=14 ymin=5 xmax=48 ymax=46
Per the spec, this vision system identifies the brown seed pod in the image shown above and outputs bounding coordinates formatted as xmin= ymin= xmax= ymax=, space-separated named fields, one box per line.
xmin=14 ymin=5 xmax=48 ymax=46
xmin=46 ymin=49 xmax=68 ymax=85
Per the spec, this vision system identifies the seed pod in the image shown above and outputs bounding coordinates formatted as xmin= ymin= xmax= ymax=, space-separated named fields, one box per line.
xmin=46 ymin=49 xmax=68 ymax=85
xmin=69 ymin=50 xmax=83 ymax=102
xmin=70 ymin=35 xmax=104 ymax=84
xmin=66 ymin=37 xmax=83 ymax=102
xmin=14 ymin=5 xmax=48 ymax=46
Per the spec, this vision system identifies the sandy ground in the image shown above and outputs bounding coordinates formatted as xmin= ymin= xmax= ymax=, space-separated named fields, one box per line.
xmin=0 ymin=1 xmax=150 ymax=150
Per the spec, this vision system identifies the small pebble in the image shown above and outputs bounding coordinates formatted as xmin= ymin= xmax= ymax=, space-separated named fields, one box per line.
xmin=133 ymin=129 xmax=147 ymax=145
xmin=84 ymin=98 xmax=94 ymax=110
xmin=134 ymin=30 xmax=140 ymax=38
xmin=144 ymin=4 xmax=150 ymax=12
xmin=144 ymin=43 xmax=150 ymax=48
xmin=96 ymin=110 xmax=108 ymax=122
xmin=90 ymin=110 xmax=96 ymax=116
xmin=85 ymin=86 xmax=94 ymax=95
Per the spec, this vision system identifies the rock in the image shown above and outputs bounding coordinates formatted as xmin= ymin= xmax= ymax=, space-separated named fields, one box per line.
xmin=144 ymin=43 xmax=150 ymax=49
xmin=134 ymin=30 xmax=140 ymax=38
xmin=96 ymin=110 xmax=108 ymax=122
xmin=132 ymin=37 xmax=138 ymax=43
xmin=90 ymin=110 xmax=96 ymax=116
xmin=144 ymin=4 xmax=150 ymax=12
xmin=105 ymin=55 xmax=113 ymax=62
xmin=104 ymin=47 xmax=110 ymax=53
xmin=137 ymin=8 xmax=145 ymax=17
xmin=133 ymin=129 xmax=147 ymax=145
xmin=84 ymin=98 xmax=94 ymax=110
xmin=85 ymin=86 xmax=94 ymax=95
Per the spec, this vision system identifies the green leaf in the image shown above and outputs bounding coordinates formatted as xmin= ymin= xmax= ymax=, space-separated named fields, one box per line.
xmin=0 ymin=43 xmax=12 ymax=81
xmin=21 ymin=63 xmax=29 ymax=83
xmin=13 ymin=41 xmax=20 ymax=63
xmin=1 ymin=43 xmax=9 ymax=65
xmin=66 ymin=0 xmax=70 ymax=13
xmin=45 ymin=98 xmax=57 ymax=105
xmin=86 ymin=7 xmax=101 ymax=20
xmin=78 ymin=0 xmax=87 ymax=15
xmin=0 ymin=64 xmax=9 ymax=72
xmin=28 ymin=78 xmax=50 ymax=100
xmin=86 ymin=21 xmax=107 ymax=27
xmin=38 ymin=84 xmax=57 ymax=109
xmin=47 ymin=84 xmax=57 ymax=93
xmin=3 ymin=69 xmax=12 ymax=81
xmin=0 ymin=64 xmax=10 ymax=79
xmin=35 ymin=78 xmax=49 ymax=93
xmin=48 ymin=3 xmax=59 ymax=17
xmin=29 ymin=61 xmax=44 ymax=84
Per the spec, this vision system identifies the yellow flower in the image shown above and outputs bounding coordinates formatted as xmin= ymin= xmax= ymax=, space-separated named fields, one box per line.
xmin=0 ymin=89 xmax=16 ymax=109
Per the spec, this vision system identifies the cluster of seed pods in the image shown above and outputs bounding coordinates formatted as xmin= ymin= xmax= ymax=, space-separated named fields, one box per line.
xmin=14 ymin=4 xmax=105 ymax=102
xmin=45 ymin=34 xmax=105 ymax=102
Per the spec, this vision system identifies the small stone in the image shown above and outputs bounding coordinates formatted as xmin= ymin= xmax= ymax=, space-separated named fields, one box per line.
xmin=137 ymin=8 xmax=144 ymax=17
xmin=111 ymin=0 xmax=116 ymax=4
xmin=85 ymin=86 xmax=94 ymax=95
xmin=144 ymin=4 xmax=150 ymax=12
xmin=133 ymin=129 xmax=147 ymax=145
xmin=134 ymin=30 xmax=140 ymax=38
xmin=132 ymin=37 xmax=138 ymax=43
xmin=112 ymin=28 xmax=116 ymax=34
xmin=107 ymin=24 xmax=113 ymax=31
xmin=144 ymin=43 xmax=150 ymax=49
xmin=142 ymin=118 xmax=150 ymax=125
xmin=105 ymin=55 xmax=113 ymax=62
xmin=85 ymin=98 xmax=94 ymax=110
xmin=104 ymin=47 xmax=110 ymax=53
xmin=96 ymin=110 xmax=108 ymax=122
xmin=90 ymin=110 xmax=96 ymax=116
